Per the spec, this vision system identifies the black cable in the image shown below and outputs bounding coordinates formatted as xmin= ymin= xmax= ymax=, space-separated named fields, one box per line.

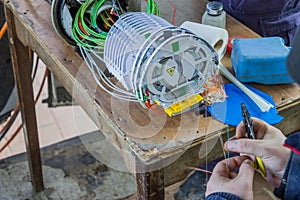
xmin=32 ymin=54 xmax=39 ymax=80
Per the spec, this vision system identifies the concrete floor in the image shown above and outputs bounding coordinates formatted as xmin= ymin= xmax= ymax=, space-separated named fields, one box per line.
xmin=0 ymin=130 xmax=278 ymax=200
xmin=0 ymin=132 xmax=136 ymax=200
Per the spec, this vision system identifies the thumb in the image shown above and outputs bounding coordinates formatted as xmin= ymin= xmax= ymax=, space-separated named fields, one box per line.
xmin=225 ymin=139 xmax=264 ymax=157
xmin=237 ymin=160 xmax=255 ymax=183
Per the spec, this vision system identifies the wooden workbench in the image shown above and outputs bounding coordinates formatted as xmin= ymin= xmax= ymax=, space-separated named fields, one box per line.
xmin=4 ymin=0 xmax=300 ymax=199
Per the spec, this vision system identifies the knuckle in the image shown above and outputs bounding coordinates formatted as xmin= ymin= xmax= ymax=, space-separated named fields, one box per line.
xmin=239 ymin=140 xmax=252 ymax=152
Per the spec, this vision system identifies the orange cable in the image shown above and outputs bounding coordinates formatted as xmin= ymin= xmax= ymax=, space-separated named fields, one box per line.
xmin=0 ymin=124 xmax=22 ymax=153
xmin=0 ymin=22 xmax=8 ymax=40
xmin=169 ymin=0 xmax=176 ymax=25
xmin=188 ymin=166 xmax=212 ymax=174
xmin=0 ymin=104 xmax=19 ymax=134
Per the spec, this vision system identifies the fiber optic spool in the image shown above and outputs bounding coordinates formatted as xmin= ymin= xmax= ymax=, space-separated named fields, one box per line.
xmin=104 ymin=12 xmax=219 ymax=110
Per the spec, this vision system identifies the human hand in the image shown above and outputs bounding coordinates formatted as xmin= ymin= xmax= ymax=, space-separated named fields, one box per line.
xmin=225 ymin=117 xmax=291 ymax=187
xmin=205 ymin=156 xmax=255 ymax=200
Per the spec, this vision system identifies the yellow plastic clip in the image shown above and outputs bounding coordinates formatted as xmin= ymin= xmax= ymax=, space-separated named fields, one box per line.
xmin=164 ymin=94 xmax=203 ymax=117
xmin=255 ymin=157 xmax=266 ymax=177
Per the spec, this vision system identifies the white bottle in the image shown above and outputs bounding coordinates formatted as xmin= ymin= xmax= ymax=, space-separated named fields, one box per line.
xmin=202 ymin=1 xmax=226 ymax=29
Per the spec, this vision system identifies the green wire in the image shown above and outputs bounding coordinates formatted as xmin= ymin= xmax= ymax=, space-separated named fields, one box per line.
xmin=80 ymin=0 xmax=106 ymax=39
xmin=72 ymin=0 xmax=106 ymax=49
xmin=147 ymin=0 xmax=160 ymax=15
xmin=72 ymin=0 xmax=160 ymax=50
xmin=99 ymin=12 xmax=112 ymax=28
xmin=226 ymin=125 xmax=230 ymax=159
xmin=72 ymin=6 xmax=105 ymax=50
xmin=91 ymin=0 xmax=108 ymax=30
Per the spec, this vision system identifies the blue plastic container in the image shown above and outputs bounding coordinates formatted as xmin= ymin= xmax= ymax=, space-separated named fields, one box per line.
xmin=231 ymin=37 xmax=294 ymax=84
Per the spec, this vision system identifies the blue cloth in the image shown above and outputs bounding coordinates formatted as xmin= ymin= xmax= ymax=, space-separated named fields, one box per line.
xmin=216 ymin=0 xmax=300 ymax=45
xmin=208 ymin=83 xmax=283 ymax=126
xmin=206 ymin=192 xmax=242 ymax=200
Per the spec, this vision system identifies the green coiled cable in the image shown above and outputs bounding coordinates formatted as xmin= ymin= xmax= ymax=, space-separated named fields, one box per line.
xmin=72 ymin=0 xmax=160 ymax=51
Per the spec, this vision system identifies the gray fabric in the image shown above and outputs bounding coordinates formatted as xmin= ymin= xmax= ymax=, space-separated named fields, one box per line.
xmin=287 ymin=29 xmax=300 ymax=84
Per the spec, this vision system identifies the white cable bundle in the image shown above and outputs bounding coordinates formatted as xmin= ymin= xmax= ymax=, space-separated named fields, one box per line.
xmin=80 ymin=46 xmax=138 ymax=101
xmin=219 ymin=63 xmax=274 ymax=112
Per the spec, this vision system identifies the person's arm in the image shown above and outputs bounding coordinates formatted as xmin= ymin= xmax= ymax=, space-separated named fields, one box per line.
xmin=205 ymin=156 xmax=255 ymax=200
xmin=274 ymin=132 xmax=300 ymax=199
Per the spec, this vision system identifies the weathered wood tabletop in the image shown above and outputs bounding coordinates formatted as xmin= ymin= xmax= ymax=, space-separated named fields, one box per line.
xmin=4 ymin=0 xmax=300 ymax=198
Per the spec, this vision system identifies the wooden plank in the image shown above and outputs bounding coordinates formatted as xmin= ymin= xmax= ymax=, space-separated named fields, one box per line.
xmin=164 ymin=129 xmax=232 ymax=187
xmin=276 ymin=99 xmax=300 ymax=134
xmin=4 ymin=4 xmax=44 ymax=192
